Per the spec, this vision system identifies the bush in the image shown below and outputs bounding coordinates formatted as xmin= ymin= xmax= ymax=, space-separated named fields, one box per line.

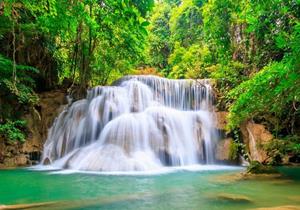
xmin=0 ymin=120 xmax=27 ymax=142
xmin=264 ymin=135 xmax=300 ymax=165
xmin=247 ymin=161 xmax=277 ymax=174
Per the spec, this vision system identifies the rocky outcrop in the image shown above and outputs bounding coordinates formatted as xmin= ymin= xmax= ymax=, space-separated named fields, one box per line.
xmin=241 ymin=121 xmax=273 ymax=163
xmin=214 ymin=112 xmax=274 ymax=164
xmin=0 ymin=90 xmax=67 ymax=168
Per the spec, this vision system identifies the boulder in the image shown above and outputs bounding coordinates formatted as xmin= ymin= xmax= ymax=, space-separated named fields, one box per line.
xmin=241 ymin=121 xmax=273 ymax=163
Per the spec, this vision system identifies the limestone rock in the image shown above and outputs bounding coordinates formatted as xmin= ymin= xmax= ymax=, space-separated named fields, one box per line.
xmin=241 ymin=121 xmax=273 ymax=163
xmin=215 ymin=138 xmax=233 ymax=162
xmin=214 ymin=111 xmax=228 ymax=130
xmin=15 ymin=154 xmax=28 ymax=166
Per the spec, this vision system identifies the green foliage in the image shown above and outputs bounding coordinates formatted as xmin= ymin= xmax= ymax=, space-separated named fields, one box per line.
xmin=146 ymin=0 xmax=205 ymax=75
xmin=228 ymin=59 xmax=300 ymax=129
xmin=0 ymin=0 xmax=155 ymax=143
xmin=0 ymin=54 xmax=38 ymax=105
xmin=247 ymin=161 xmax=277 ymax=174
xmin=168 ymin=43 xmax=212 ymax=79
xmin=146 ymin=0 xmax=300 ymax=140
xmin=201 ymin=0 xmax=234 ymax=62
xmin=0 ymin=54 xmax=39 ymax=106
xmin=229 ymin=129 xmax=248 ymax=161
xmin=229 ymin=141 xmax=239 ymax=161
xmin=0 ymin=120 xmax=27 ymax=142
xmin=264 ymin=135 xmax=300 ymax=165
xmin=1 ymin=0 xmax=155 ymax=88
xmin=146 ymin=2 xmax=172 ymax=72
xmin=169 ymin=0 xmax=203 ymax=47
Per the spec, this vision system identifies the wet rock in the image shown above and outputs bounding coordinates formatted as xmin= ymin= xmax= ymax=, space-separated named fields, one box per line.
xmin=42 ymin=157 xmax=51 ymax=165
xmin=158 ymin=149 xmax=172 ymax=166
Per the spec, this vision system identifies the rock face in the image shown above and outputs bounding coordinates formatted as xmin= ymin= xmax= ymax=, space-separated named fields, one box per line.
xmin=214 ymin=112 xmax=274 ymax=164
xmin=214 ymin=112 xmax=235 ymax=163
xmin=215 ymin=138 xmax=234 ymax=163
xmin=214 ymin=111 xmax=228 ymax=130
xmin=0 ymin=90 xmax=67 ymax=168
xmin=241 ymin=121 xmax=273 ymax=163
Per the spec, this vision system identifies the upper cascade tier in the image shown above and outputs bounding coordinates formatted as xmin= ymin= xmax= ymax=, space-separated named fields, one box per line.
xmin=41 ymin=75 xmax=218 ymax=171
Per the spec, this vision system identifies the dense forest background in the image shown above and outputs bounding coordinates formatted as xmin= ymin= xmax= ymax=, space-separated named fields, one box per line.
xmin=0 ymin=0 xmax=300 ymax=164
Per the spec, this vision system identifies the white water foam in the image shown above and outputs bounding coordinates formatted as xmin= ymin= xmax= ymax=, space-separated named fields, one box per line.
xmin=30 ymin=164 xmax=243 ymax=176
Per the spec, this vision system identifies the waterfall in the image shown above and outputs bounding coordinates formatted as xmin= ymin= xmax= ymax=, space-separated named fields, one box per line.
xmin=41 ymin=75 xmax=218 ymax=171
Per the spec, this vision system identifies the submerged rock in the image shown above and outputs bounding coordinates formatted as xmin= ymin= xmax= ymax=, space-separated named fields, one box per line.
xmin=207 ymin=193 xmax=253 ymax=203
xmin=210 ymin=171 xmax=292 ymax=184
xmin=0 ymin=201 xmax=56 ymax=210
xmin=249 ymin=205 xmax=300 ymax=210
xmin=216 ymin=193 xmax=253 ymax=203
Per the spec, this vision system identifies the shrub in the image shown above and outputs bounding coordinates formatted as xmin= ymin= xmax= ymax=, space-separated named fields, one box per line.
xmin=0 ymin=120 xmax=27 ymax=142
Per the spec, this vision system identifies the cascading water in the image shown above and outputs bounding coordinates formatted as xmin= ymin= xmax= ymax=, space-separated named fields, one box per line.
xmin=41 ymin=75 xmax=218 ymax=171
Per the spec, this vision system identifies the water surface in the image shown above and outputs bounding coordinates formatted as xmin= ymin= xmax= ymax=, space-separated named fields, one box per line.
xmin=0 ymin=167 xmax=300 ymax=209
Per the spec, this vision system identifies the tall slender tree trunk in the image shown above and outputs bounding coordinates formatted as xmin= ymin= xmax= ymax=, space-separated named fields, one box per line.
xmin=12 ymin=15 xmax=17 ymax=88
